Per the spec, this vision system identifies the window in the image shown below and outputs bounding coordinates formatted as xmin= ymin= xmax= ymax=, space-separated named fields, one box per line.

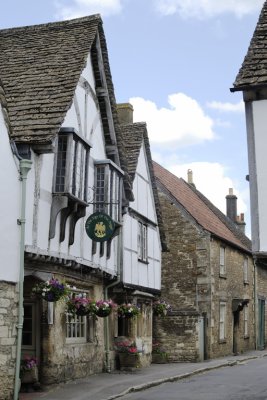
xmin=243 ymin=257 xmax=248 ymax=283
xmin=54 ymin=128 xmax=90 ymax=203
xmin=220 ymin=246 xmax=226 ymax=276
xmin=66 ymin=290 xmax=95 ymax=344
xmin=219 ymin=302 xmax=226 ymax=341
xmin=138 ymin=222 xmax=147 ymax=262
xmin=244 ymin=305 xmax=249 ymax=337
xmin=94 ymin=160 xmax=123 ymax=222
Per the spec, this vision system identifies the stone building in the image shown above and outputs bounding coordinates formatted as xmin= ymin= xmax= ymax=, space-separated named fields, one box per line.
xmin=153 ymin=162 xmax=255 ymax=361
xmin=231 ymin=0 xmax=267 ymax=350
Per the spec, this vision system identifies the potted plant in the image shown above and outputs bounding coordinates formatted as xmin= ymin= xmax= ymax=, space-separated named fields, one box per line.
xmin=117 ymin=303 xmax=140 ymax=318
xmin=115 ymin=339 xmax=141 ymax=369
xmin=152 ymin=341 xmax=168 ymax=363
xmin=153 ymin=299 xmax=171 ymax=316
xmin=92 ymin=299 xmax=116 ymax=317
xmin=66 ymin=295 xmax=94 ymax=317
xmin=32 ymin=278 xmax=69 ymax=302
xmin=20 ymin=356 xmax=38 ymax=384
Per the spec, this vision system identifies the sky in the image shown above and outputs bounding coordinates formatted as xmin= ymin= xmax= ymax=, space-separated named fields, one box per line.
xmin=1 ymin=0 xmax=265 ymax=236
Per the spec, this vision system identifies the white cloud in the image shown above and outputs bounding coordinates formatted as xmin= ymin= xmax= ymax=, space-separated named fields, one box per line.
xmin=154 ymin=0 xmax=264 ymax=19
xmin=168 ymin=161 xmax=247 ymax=215
xmin=130 ymin=93 xmax=215 ymax=147
xmin=56 ymin=0 xmax=123 ymax=20
xmin=207 ymin=100 xmax=244 ymax=113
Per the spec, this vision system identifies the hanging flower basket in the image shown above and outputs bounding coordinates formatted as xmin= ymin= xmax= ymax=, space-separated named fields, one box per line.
xmin=153 ymin=300 xmax=171 ymax=316
xmin=92 ymin=300 xmax=116 ymax=318
xmin=32 ymin=278 xmax=69 ymax=302
xmin=117 ymin=303 xmax=140 ymax=319
xmin=66 ymin=295 xmax=94 ymax=317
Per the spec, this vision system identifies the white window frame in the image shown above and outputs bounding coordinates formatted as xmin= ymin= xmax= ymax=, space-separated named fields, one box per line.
xmin=243 ymin=257 xmax=248 ymax=283
xmin=54 ymin=128 xmax=91 ymax=203
xmin=94 ymin=160 xmax=123 ymax=222
xmin=138 ymin=221 xmax=148 ymax=262
xmin=244 ymin=305 xmax=249 ymax=337
xmin=220 ymin=246 xmax=226 ymax=276
xmin=219 ymin=302 xmax=226 ymax=341
xmin=65 ymin=290 xmax=95 ymax=344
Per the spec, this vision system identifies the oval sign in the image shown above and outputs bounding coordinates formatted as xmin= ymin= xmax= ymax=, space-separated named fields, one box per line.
xmin=85 ymin=212 xmax=115 ymax=242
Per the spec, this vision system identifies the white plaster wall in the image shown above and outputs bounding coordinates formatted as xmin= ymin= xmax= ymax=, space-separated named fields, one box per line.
xmin=26 ymin=52 xmax=118 ymax=276
xmin=123 ymin=215 xmax=161 ymax=289
xmin=252 ymin=101 xmax=267 ymax=251
xmin=0 ymin=106 xmax=20 ymax=282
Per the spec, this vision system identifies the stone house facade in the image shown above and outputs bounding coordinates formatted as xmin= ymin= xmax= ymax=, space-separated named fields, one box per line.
xmin=153 ymin=162 xmax=255 ymax=361
xmin=231 ymin=0 xmax=267 ymax=351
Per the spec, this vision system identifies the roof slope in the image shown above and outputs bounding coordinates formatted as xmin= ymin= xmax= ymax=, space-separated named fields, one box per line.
xmin=232 ymin=0 xmax=267 ymax=91
xmin=0 ymin=16 xmax=100 ymax=144
xmin=120 ymin=122 xmax=167 ymax=251
xmin=153 ymin=161 xmax=251 ymax=253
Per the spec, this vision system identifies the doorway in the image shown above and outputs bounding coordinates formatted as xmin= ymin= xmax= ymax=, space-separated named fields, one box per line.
xmin=258 ymin=298 xmax=265 ymax=350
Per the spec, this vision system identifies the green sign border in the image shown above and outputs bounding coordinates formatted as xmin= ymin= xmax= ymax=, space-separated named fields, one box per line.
xmin=85 ymin=212 xmax=115 ymax=242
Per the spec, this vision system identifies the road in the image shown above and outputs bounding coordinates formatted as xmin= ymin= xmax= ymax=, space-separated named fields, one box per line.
xmin=118 ymin=357 xmax=267 ymax=400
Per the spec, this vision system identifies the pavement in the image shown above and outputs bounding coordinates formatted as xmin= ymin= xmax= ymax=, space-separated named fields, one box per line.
xmin=19 ymin=349 xmax=267 ymax=400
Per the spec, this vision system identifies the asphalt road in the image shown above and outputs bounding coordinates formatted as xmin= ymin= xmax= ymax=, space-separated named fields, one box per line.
xmin=118 ymin=357 xmax=267 ymax=400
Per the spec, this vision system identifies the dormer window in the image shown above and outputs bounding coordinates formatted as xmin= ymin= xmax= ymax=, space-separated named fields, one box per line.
xmin=94 ymin=160 xmax=123 ymax=222
xmin=54 ymin=128 xmax=91 ymax=203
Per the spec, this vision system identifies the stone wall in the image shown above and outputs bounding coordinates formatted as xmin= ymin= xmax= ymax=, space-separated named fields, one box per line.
xmin=0 ymin=281 xmax=18 ymax=400
xmin=209 ymin=240 xmax=255 ymax=358
xmin=153 ymin=312 xmax=200 ymax=362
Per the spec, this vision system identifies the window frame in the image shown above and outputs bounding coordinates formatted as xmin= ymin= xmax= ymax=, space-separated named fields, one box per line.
xmin=219 ymin=246 xmax=226 ymax=276
xmin=243 ymin=257 xmax=249 ymax=284
xmin=219 ymin=301 xmax=226 ymax=341
xmin=65 ymin=289 xmax=95 ymax=344
xmin=244 ymin=305 xmax=249 ymax=337
xmin=94 ymin=159 xmax=124 ymax=222
xmin=138 ymin=221 xmax=148 ymax=263
xmin=53 ymin=128 xmax=91 ymax=204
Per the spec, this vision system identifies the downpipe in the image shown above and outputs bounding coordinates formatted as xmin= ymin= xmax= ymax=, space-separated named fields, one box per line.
xmin=13 ymin=159 xmax=32 ymax=400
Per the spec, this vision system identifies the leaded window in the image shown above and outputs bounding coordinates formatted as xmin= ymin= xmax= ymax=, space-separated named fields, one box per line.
xmin=54 ymin=128 xmax=90 ymax=203
xmin=94 ymin=160 xmax=123 ymax=222
xmin=138 ymin=222 xmax=148 ymax=262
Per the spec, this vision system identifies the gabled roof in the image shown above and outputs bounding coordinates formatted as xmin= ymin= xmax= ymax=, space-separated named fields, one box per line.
xmin=232 ymin=1 xmax=267 ymax=91
xmin=0 ymin=15 xmax=100 ymax=144
xmin=153 ymin=161 xmax=251 ymax=253
xmin=0 ymin=16 xmax=133 ymax=200
xmin=120 ymin=122 xmax=167 ymax=251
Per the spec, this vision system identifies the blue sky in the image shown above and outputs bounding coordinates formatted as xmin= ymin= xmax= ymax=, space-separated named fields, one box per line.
xmin=1 ymin=0 xmax=265 ymax=236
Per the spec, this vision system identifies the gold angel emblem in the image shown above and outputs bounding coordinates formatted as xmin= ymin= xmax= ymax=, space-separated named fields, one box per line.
xmin=94 ymin=222 xmax=106 ymax=238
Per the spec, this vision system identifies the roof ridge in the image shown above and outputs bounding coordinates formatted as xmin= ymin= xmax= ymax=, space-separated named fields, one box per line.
xmin=0 ymin=14 xmax=101 ymax=33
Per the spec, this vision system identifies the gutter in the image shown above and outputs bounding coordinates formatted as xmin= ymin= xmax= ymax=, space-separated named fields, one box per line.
xmin=13 ymin=158 xmax=32 ymax=400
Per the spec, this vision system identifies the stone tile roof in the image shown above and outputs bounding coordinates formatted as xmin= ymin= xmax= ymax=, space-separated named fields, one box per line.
xmin=0 ymin=15 xmax=100 ymax=144
xmin=120 ymin=122 xmax=167 ymax=251
xmin=153 ymin=161 xmax=252 ymax=253
xmin=232 ymin=1 xmax=267 ymax=91
xmin=0 ymin=16 xmax=133 ymax=200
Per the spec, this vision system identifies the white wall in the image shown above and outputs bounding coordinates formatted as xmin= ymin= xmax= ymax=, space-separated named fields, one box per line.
xmin=123 ymin=141 xmax=161 ymax=290
xmin=251 ymin=101 xmax=267 ymax=251
xmin=24 ymin=52 xmax=118 ymax=275
xmin=0 ymin=106 xmax=21 ymax=282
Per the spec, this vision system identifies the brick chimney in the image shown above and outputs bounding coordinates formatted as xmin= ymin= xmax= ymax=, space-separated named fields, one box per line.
xmin=226 ymin=188 xmax=246 ymax=234
xmin=226 ymin=188 xmax=237 ymax=222
xmin=187 ymin=169 xmax=196 ymax=188
xmin=117 ymin=103 xmax=133 ymax=124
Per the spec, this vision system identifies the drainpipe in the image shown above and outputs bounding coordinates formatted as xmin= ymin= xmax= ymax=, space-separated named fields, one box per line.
xmin=253 ymin=256 xmax=258 ymax=350
xmin=103 ymin=218 xmax=124 ymax=372
xmin=13 ymin=159 xmax=32 ymax=400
